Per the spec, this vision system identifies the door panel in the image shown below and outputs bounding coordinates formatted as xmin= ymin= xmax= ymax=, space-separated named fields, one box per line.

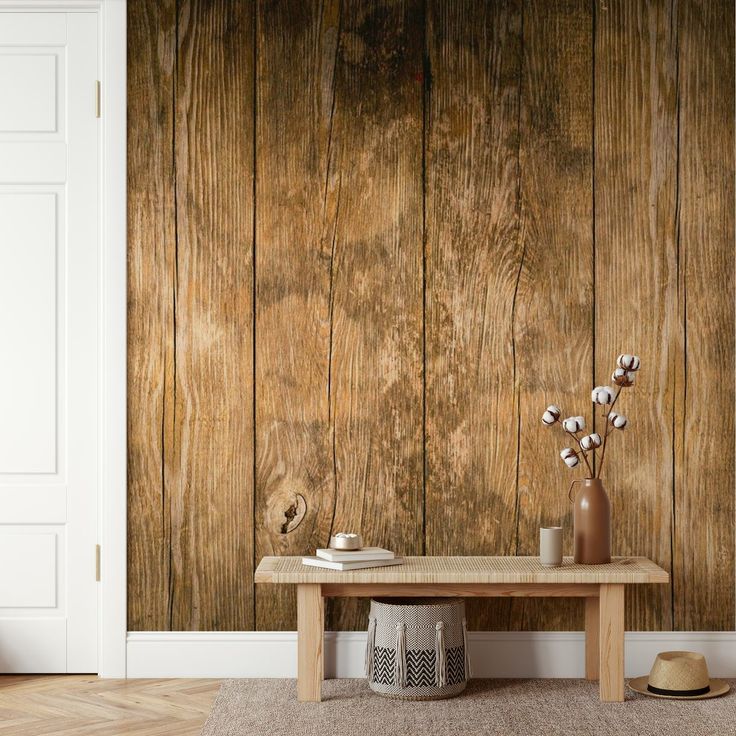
xmin=0 ymin=13 xmax=66 ymax=46
xmin=0 ymin=54 xmax=58 ymax=131
xmin=0 ymin=532 xmax=57 ymax=607
xmin=0 ymin=143 xmax=67 ymax=182
xmin=0 ymin=11 xmax=98 ymax=673
xmin=0 ymin=619 xmax=66 ymax=673
xmin=0 ymin=192 xmax=57 ymax=473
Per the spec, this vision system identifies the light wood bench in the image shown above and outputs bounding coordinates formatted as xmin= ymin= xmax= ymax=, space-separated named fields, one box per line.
xmin=255 ymin=556 xmax=669 ymax=703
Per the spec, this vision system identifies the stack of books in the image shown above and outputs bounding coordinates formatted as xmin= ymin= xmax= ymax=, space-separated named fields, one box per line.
xmin=302 ymin=546 xmax=403 ymax=571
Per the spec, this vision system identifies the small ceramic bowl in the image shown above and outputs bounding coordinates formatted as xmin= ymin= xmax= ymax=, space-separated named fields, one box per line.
xmin=329 ymin=533 xmax=363 ymax=550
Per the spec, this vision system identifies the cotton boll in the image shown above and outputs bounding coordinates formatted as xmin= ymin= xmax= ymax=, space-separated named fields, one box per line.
xmin=562 ymin=416 xmax=583 ymax=433
xmin=580 ymin=432 xmax=602 ymax=451
xmin=612 ymin=368 xmax=636 ymax=387
xmin=617 ymin=354 xmax=641 ymax=371
xmin=608 ymin=411 xmax=628 ymax=430
xmin=591 ymin=386 xmax=615 ymax=404
xmin=542 ymin=404 xmax=561 ymax=426
xmin=560 ymin=447 xmax=579 ymax=468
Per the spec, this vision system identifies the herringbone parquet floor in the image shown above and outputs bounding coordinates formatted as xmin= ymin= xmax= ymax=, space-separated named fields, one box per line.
xmin=0 ymin=675 xmax=221 ymax=735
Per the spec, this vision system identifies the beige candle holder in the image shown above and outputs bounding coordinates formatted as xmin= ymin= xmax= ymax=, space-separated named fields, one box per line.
xmin=539 ymin=526 xmax=563 ymax=567
xmin=329 ymin=533 xmax=363 ymax=551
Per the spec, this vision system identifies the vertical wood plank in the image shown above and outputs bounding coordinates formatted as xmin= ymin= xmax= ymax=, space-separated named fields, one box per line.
xmin=254 ymin=0 xmax=338 ymax=630
xmin=425 ymin=0 xmax=523 ymax=631
xmin=599 ymin=583 xmax=624 ymax=702
xmin=323 ymin=0 xmax=424 ymax=630
xmin=255 ymin=0 xmax=424 ymax=631
xmin=171 ymin=0 xmax=255 ymax=630
xmin=512 ymin=0 xmax=594 ymax=631
xmin=594 ymin=0 xmax=677 ymax=631
xmin=585 ymin=595 xmax=599 ymax=680
xmin=297 ymin=584 xmax=324 ymax=702
xmin=675 ymin=0 xmax=735 ymax=631
xmin=127 ymin=0 xmax=176 ymax=631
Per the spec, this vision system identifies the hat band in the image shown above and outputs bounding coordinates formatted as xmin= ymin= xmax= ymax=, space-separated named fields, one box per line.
xmin=647 ymin=684 xmax=711 ymax=697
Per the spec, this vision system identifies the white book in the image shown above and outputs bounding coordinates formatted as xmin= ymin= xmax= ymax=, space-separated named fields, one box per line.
xmin=315 ymin=546 xmax=395 ymax=563
xmin=301 ymin=556 xmax=404 ymax=571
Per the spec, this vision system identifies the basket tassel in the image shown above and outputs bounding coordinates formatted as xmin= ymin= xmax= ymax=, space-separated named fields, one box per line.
xmin=395 ymin=622 xmax=407 ymax=688
xmin=435 ymin=621 xmax=446 ymax=687
xmin=365 ymin=617 xmax=376 ymax=680
xmin=462 ymin=617 xmax=472 ymax=679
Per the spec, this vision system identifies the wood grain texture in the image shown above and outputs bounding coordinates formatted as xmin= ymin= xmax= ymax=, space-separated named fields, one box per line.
xmin=593 ymin=0 xmax=677 ymax=631
xmin=297 ymin=584 xmax=324 ymax=702
xmin=511 ymin=0 xmax=594 ymax=631
xmin=325 ymin=0 xmax=424 ymax=631
xmin=254 ymin=0 xmax=339 ymax=631
xmin=127 ymin=0 xmax=176 ymax=631
xmin=425 ymin=0 xmax=523 ymax=631
xmin=0 ymin=676 xmax=221 ymax=736
xmin=127 ymin=0 xmax=735 ymax=634
xmin=599 ymin=583 xmax=625 ymax=702
xmin=585 ymin=595 xmax=600 ymax=680
xmin=320 ymin=583 xmax=604 ymax=597
xmin=255 ymin=0 xmax=424 ymax=632
xmin=675 ymin=0 xmax=735 ymax=631
xmin=170 ymin=0 xmax=255 ymax=630
xmin=255 ymin=556 xmax=669 ymax=584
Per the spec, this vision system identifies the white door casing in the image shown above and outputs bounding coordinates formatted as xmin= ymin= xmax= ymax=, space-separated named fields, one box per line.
xmin=0 ymin=11 xmax=99 ymax=672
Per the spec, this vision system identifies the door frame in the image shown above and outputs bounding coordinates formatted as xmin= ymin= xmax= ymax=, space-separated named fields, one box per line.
xmin=98 ymin=0 xmax=127 ymax=679
xmin=0 ymin=0 xmax=127 ymax=677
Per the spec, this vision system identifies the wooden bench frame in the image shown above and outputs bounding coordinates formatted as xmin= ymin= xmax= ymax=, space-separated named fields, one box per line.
xmin=255 ymin=556 xmax=669 ymax=704
xmin=297 ymin=582 xmax=621 ymax=702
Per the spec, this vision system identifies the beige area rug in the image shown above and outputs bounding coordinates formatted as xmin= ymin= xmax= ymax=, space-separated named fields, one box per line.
xmin=201 ymin=678 xmax=735 ymax=736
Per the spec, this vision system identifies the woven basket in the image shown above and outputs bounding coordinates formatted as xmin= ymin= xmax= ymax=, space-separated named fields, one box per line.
xmin=365 ymin=598 xmax=470 ymax=700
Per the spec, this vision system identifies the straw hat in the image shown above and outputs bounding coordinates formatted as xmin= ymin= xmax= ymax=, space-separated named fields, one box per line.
xmin=628 ymin=651 xmax=729 ymax=700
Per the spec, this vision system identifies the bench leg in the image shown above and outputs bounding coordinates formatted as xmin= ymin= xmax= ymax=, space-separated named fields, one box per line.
xmin=599 ymin=584 xmax=625 ymax=702
xmin=297 ymin=583 xmax=323 ymax=702
xmin=584 ymin=596 xmax=599 ymax=680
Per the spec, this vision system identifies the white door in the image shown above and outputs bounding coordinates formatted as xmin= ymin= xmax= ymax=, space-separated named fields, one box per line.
xmin=0 ymin=11 xmax=99 ymax=672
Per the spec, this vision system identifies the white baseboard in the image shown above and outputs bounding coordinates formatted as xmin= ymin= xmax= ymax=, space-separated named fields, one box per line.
xmin=125 ymin=631 xmax=736 ymax=679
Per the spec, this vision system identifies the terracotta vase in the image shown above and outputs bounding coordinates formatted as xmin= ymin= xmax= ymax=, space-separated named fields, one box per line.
xmin=569 ymin=478 xmax=611 ymax=564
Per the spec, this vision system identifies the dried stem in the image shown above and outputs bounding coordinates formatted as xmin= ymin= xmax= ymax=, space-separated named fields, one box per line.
xmin=596 ymin=387 xmax=622 ymax=478
xmin=553 ymin=406 xmax=593 ymax=476
xmin=567 ymin=429 xmax=593 ymax=476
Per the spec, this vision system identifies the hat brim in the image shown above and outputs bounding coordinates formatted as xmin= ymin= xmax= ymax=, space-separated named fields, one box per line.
xmin=628 ymin=677 xmax=730 ymax=700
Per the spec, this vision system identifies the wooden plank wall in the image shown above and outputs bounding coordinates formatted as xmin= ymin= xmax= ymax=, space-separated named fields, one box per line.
xmin=128 ymin=0 xmax=255 ymax=631
xmin=255 ymin=0 xmax=424 ymax=632
xmin=128 ymin=0 xmax=735 ymax=632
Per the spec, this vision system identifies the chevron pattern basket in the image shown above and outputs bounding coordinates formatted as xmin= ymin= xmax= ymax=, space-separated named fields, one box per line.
xmin=365 ymin=598 xmax=470 ymax=700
